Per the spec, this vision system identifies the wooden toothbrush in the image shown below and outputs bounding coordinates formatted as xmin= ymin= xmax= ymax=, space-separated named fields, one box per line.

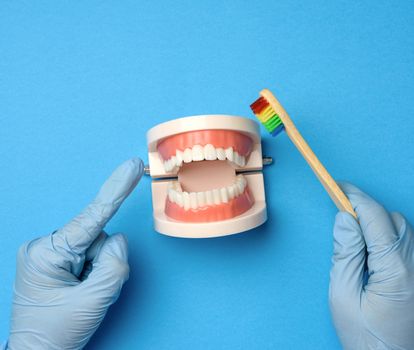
xmin=250 ymin=88 xmax=357 ymax=219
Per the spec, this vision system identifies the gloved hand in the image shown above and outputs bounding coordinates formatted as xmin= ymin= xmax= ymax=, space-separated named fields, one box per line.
xmin=6 ymin=158 xmax=144 ymax=350
xmin=329 ymin=183 xmax=414 ymax=350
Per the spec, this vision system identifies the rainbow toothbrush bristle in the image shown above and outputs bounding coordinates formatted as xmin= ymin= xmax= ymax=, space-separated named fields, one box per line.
xmin=250 ymin=96 xmax=285 ymax=137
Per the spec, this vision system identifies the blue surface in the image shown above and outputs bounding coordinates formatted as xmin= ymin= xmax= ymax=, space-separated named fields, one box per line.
xmin=1 ymin=1 xmax=414 ymax=349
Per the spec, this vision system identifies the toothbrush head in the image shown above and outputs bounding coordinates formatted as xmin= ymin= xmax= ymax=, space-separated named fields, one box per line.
xmin=250 ymin=95 xmax=285 ymax=137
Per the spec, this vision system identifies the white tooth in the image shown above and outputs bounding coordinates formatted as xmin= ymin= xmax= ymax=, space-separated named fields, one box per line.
xmin=204 ymin=144 xmax=217 ymax=161
xmin=205 ymin=191 xmax=214 ymax=206
xmin=227 ymin=186 xmax=235 ymax=199
xmin=212 ymin=189 xmax=221 ymax=205
xmin=237 ymin=181 xmax=244 ymax=194
xmin=172 ymin=190 xmax=179 ymax=203
xmin=234 ymin=152 xmax=241 ymax=166
xmin=234 ymin=153 xmax=245 ymax=167
xmin=238 ymin=175 xmax=247 ymax=188
xmin=174 ymin=181 xmax=182 ymax=191
xmin=233 ymin=153 xmax=238 ymax=166
xmin=220 ymin=187 xmax=228 ymax=203
xmin=225 ymin=147 xmax=234 ymax=162
xmin=216 ymin=148 xmax=226 ymax=160
xmin=233 ymin=184 xmax=240 ymax=197
xmin=192 ymin=145 xmax=204 ymax=161
xmin=235 ymin=175 xmax=241 ymax=183
xmin=175 ymin=192 xmax=184 ymax=207
xmin=170 ymin=156 xmax=177 ymax=168
xmin=183 ymin=148 xmax=192 ymax=163
xmin=168 ymin=189 xmax=175 ymax=202
xmin=175 ymin=151 xmax=183 ymax=167
xmin=183 ymin=192 xmax=190 ymax=210
xmin=189 ymin=192 xmax=198 ymax=209
xmin=197 ymin=192 xmax=206 ymax=207
xmin=164 ymin=159 xmax=172 ymax=172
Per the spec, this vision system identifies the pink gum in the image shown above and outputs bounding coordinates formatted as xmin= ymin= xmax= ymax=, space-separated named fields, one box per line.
xmin=165 ymin=187 xmax=255 ymax=223
xmin=157 ymin=130 xmax=253 ymax=161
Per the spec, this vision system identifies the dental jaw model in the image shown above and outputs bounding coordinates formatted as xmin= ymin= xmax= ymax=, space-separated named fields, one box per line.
xmin=147 ymin=115 xmax=267 ymax=238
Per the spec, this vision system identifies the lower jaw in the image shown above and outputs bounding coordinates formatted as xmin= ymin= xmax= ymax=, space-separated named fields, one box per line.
xmin=164 ymin=187 xmax=255 ymax=223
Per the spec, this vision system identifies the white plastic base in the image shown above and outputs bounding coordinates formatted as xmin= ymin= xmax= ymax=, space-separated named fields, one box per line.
xmin=151 ymin=172 xmax=267 ymax=238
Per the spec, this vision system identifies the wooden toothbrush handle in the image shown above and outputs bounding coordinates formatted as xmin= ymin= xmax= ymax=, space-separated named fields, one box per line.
xmin=261 ymin=89 xmax=357 ymax=219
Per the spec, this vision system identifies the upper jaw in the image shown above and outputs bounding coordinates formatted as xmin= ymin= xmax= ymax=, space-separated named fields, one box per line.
xmin=157 ymin=129 xmax=254 ymax=173
xmin=163 ymin=145 xmax=247 ymax=172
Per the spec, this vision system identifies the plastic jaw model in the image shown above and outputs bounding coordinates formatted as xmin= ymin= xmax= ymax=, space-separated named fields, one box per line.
xmin=147 ymin=115 xmax=267 ymax=238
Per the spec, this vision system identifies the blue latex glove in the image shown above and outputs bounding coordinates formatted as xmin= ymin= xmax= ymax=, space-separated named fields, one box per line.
xmin=6 ymin=158 xmax=144 ymax=350
xmin=330 ymin=183 xmax=414 ymax=349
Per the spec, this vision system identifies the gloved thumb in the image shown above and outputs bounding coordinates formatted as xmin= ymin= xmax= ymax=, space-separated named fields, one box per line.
xmin=329 ymin=211 xmax=366 ymax=337
xmin=76 ymin=233 xmax=129 ymax=307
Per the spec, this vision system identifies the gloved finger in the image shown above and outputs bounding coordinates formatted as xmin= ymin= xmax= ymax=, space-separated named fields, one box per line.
xmin=390 ymin=212 xmax=407 ymax=237
xmin=364 ymin=211 xmax=414 ymax=296
xmin=389 ymin=212 xmax=414 ymax=270
xmin=80 ymin=261 xmax=93 ymax=281
xmin=22 ymin=231 xmax=110 ymax=282
xmin=53 ymin=158 xmax=143 ymax=256
xmin=389 ymin=211 xmax=414 ymax=254
xmin=329 ymin=212 xmax=366 ymax=322
xmin=85 ymin=231 xmax=108 ymax=261
xmin=80 ymin=231 xmax=108 ymax=280
xmin=339 ymin=182 xmax=398 ymax=253
xmin=76 ymin=233 xmax=129 ymax=307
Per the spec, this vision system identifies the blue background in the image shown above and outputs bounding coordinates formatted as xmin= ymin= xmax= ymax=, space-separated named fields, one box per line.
xmin=1 ymin=1 xmax=414 ymax=349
